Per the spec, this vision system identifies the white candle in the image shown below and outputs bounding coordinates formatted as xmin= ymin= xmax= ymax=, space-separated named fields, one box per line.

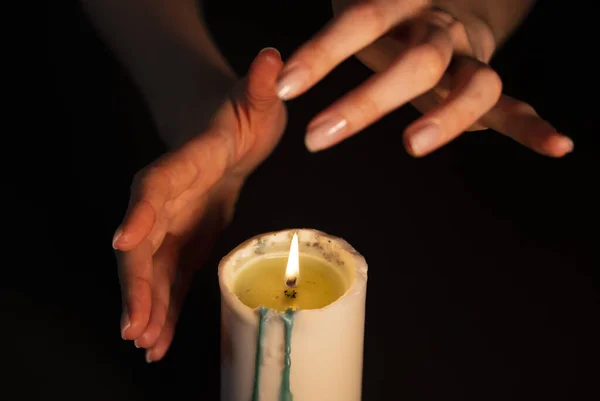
xmin=219 ymin=229 xmax=368 ymax=401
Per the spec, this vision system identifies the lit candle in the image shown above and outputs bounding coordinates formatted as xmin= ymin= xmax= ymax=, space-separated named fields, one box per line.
xmin=234 ymin=233 xmax=348 ymax=311
xmin=219 ymin=229 xmax=368 ymax=401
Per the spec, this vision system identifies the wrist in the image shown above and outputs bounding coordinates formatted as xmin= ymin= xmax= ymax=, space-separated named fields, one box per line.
xmin=148 ymin=68 xmax=236 ymax=149
xmin=434 ymin=0 xmax=538 ymax=60
xmin=431 ymin=3 xmax=496 ymax=62
xmin=81 ymin=0 xmax=237 ymax=149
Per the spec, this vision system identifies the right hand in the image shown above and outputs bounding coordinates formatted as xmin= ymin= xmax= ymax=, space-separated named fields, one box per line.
xmin=112 ymin=48 xmax=287 ymax=362
xmin=278 ymin=0 xmax=572 ymax=157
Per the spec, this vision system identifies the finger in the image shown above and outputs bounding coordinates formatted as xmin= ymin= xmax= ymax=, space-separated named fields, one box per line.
xmin=217 ymin=47 xmax=286 ymax=163
xmin=112 ymin=169 xmax=170 ymax=251
xmin=245 ymin=47 xmax=284 ymax=111
xmin=304 ymin=23 xmax=453 ymax=152
xmin=118 ymin=239 xmax=153 ymax=340
xmin=112 ymin=154 xmax=198 ymax=251
xmin=276 ymin=0 xmax=429 ymax=100
xmin=133 ymin=236 xmax=179 ymax=349
xmin=145 ymin=270 xmax=191 ymax=363
xmin=403 ymin=56 xmax=503 ymax=157
xmin=480 ymin=95 xmax=574 ymax=157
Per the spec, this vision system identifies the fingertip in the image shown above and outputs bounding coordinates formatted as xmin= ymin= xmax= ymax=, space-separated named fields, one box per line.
xmin=121 ymin=285 xmax=153 ymax=340
xmin=113 ymin=230 xmax=133 ymax=251
xmin=304 ymin=137 xmax=321 ymax=153
xmin=112 ymin=226 xmax=123 ymax=249
xmin=304 ymin=117 xmax=348 ymax=152
xmin=145 ymin=329 xmax=174 ymax=363
xmin=121 ymin=315 xmax=143 ymax=340
xmin=114 ymin=203 xmax=157 ymax=251
xmin=113 ymin=237 xmax=135 ymax=252
xmin=402 ymin=134 xmax=431 ymax=158
xmin=247 ymin=47 xmax=285 ymax=108
xmin=133 ymin=328 xmax=161 ymax=349
xmin=258 ymin=47 xmax=282 ymax=62
xmin=126 ymin=286 xmax=153 ymax=340
xmin=133 ymin=303 xmax=168 ymax=349
xmin=254 ymin=47 xmax=283 ymax=71
xmin=403 ymin=123 xmax=442 ymax=157
xmin=304 ymin=134 xmax=326 ymax=153
xmin=275 ymin=66 xmax=310 ymax=100
xmin=113 ymin=228 xmax=145 ymax=252
xmin=552 ymin=135 xmax=574 ymax=157
xmin=121 ymin=325 xmax=135 ymax=341
xmin=120 ymin=311 xmax=130 ymax=340
xmin=537 ymin=133 xmax=574 ymax=158
xmin=122 ymin=310 xmax=151 ymax=341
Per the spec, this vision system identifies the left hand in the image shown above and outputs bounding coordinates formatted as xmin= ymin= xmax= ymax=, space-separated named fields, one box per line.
xmin=276 ymin=0 xmax=573 ymax=157
xmin=113 ymin=48 xmax=286 ymax=362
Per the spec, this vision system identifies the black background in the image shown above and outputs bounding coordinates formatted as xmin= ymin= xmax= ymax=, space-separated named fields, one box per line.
xmin=8 ymin=1 xmax=598 ymax=400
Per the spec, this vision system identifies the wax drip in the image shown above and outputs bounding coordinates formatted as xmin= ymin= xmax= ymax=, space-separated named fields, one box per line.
xmin=252 ymin=306 xmax=269 ymax=401
xmin=279 ymin=308 xmax=295 ymax=401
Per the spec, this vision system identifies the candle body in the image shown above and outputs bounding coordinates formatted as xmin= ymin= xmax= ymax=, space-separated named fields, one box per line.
xmin=219 ymin=229 xmax=368 ymax=401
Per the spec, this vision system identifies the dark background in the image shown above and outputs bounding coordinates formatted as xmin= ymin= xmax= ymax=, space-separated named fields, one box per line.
xmin=7 ymin=1 xmax=597 ymax=400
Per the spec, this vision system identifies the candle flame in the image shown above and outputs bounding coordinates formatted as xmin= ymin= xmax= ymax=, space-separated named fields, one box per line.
xmin=285 ymin=232 xmax=299 ymax=287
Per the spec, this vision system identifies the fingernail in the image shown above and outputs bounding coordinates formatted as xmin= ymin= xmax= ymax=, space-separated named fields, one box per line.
xmin=305 ymin=118 xmax=348 ymax=152
xmin=276 ymin=66 xmax=309 ymax=100
xmin=405 ymin=123 xmax=442 ymax=156
xmin=133 ymin=339 xmax=141 ymax=348
xmin=259 ymin=46 xmax=280 ymax=57
xmin=112 ymin=226 xmax=123 ymax=249
xmin=562 ymin=136 xmax=574 ymax=154
xmin=120 ymin=311 xmax=130 ymax=340
xmin=145 ymin=350 xmax=153 ymax=364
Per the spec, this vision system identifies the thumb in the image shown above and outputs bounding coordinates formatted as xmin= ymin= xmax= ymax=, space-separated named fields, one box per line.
xmin=244 ymin=47 xmax=284 ymax=112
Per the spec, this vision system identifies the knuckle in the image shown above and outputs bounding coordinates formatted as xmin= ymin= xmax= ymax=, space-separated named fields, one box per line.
xmin=129 ymin=165 xmax=171 ymax=211
xmin=130 ymin=276 xmax=153 ymax=303
xmin=354 ymin=93 xmax=381 ymax=120
xmin=474 ymin=66 xmax=503 ymax=101
xmin=511 ymin=100 xmax=536 ymax=115
xmin=498 ymin=95 xmax=536 ymax=116
xmin=155 ymin=298 xmax=170 ymax=322
xmin=131 ymin=169 xmax=146 ymax=191
xmin=142 ymin=165 xmax=171 ymax=193
xmin=302 ymin=39 xmax=334 ymax=75
xmin=212 ymin=128 xmax=238 ymax=168
xmin=346 ymin=1 xmax=389 ymax=30
xmin=410 ymin=44 xmax=448 ymax=87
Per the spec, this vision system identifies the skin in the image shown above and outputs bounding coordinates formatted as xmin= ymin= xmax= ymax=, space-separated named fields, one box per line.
xmin=279 ymin=0 xmax=573 ymax=156
xmin=112 ymin=48 xmax=287 ymax=362
xmin=82 ymin=0 xmax=574 ymax=362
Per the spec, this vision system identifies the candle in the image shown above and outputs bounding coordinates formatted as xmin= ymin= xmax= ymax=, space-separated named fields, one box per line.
xmin=219 ymin=229 xmax=368 ymax=401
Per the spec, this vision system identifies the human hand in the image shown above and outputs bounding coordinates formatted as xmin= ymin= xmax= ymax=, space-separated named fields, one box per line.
xmin=276 ymin=0 xmax=573 ymax=157
xmin=111 ymin=48 xmax=286 ymax=362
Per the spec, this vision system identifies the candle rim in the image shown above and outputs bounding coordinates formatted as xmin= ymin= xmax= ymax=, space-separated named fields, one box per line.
xmin=218 ymin=228 xmax=368 ymax=326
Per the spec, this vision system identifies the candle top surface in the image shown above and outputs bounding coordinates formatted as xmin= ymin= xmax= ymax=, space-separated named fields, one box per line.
xmin=233 ymin=254 xmax=348 ymax=312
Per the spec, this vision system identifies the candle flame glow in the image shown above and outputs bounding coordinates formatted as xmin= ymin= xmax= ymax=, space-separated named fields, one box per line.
xmin=284 ymin=232 xmax=299 ymax=287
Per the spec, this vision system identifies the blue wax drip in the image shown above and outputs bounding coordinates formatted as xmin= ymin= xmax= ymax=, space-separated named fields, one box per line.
xmin=252 ymin=306 xmax=269 ymax=401
xmin=279 ymin=308 xmax=295 ymax=401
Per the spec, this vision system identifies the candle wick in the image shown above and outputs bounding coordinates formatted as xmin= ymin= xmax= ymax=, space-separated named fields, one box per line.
xmin=285 ymin=276 xmax=297 ymax=288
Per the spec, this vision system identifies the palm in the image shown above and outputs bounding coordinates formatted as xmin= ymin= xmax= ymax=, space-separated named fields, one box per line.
xmin=113 ymin=48 xmax=286 ymax=362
